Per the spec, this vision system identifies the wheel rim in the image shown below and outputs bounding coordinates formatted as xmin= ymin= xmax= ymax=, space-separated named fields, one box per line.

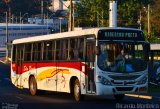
xmin=30 ymin=80 xmax=34 ymax=91
xmin=74 ymin=84 xmax=80 ymax=99
xmin=30 ymin=78 xmax=36 ymax=95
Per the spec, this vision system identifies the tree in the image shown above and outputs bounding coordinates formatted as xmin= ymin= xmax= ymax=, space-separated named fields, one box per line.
xmin=75 ymin=0 xmax=149 ymax=28
xmin=75 ymin=0 xmax=109 ymax=27
xmin=0 ymin=0 xmax=52 ymax=17
xmin=117 ymin=0 xmax=147 ymax=28
xmin=147 ymin=0 xmax=160 ymax=40
xmin=10 ymin=0 xmax=51 ymax=16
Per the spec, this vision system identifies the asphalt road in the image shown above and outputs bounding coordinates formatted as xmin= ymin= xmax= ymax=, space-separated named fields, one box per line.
xmin=0 ymin=62 xmax=159 ymax=109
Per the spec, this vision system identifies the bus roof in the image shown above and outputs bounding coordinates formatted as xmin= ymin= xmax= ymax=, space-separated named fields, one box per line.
xmin=12 ymin=27 xmax=142 ymax=44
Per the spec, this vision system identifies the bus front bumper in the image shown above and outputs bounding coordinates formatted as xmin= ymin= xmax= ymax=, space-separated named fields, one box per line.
xmin=96 ymin=82 xmax=148 ymax=95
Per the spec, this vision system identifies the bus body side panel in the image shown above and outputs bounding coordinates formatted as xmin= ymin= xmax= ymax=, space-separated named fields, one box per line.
xmin=80 ymin=62 xmax=87 ymax=95
xmin=11 ymin=63 xmax=17 ymax=87
xmin=11 ymin=61 xmax=87 ymax=93
xmin=56 ymin=62 xmax=81 ymax=93
xmin=21 ymin=62 xmax=37 ymax=88
xmin=36 ymin=62 xmax=57 ymax=91
xmin=11 ymin=62 xmax=36 ymax=89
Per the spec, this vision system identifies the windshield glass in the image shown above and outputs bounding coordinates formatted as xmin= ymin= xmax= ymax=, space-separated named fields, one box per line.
xmin=98 ymin=41 xmax=147 ymax=73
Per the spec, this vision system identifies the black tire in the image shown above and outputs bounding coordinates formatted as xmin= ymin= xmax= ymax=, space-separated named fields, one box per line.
xmin=29 ymin=76 xmax=37 ymax=95
xmin=73 ymin=79 xmax=83 ymax=101
xmin=114 ymin=94 xmax=125 ymax=101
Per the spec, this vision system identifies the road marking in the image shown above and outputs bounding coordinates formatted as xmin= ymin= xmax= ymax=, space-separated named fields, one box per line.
xmin=15 ymin=96 xmax=23 ymax=100
xmin=125 ymin=94 xmax=152 ymax=100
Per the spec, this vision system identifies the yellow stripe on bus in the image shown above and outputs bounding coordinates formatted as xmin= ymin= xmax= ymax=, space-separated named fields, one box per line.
xmin=37 ymin=68 xmax=70 ymax=81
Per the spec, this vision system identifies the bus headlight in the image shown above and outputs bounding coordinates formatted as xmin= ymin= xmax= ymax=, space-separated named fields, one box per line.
xmin=97 ymin=75 xmax=112 ymax=85
xmin=137 ymin=76 xmax=148 ymax=85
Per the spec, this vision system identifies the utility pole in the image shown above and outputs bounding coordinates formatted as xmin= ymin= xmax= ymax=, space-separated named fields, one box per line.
xmin=140 ymin=11 xmax=142 ymax=30
xmin=69 ymin=0 xmax=73 ymax=31
xmin=8 ymin=6 xmax=11 ymax=23
xmin=148 ymin=4 xmax=151 ymax=38
xmin=6 ymin=11 xmax=9 ymax=63
xmin=102 ymin=10 xmax=104 ymax=27
xmin=59 ymin=17 xmax=62 ymax=33
xmin=12 ymin=14 xmax=14 ymax=23
xmin=4 ymin=0 xmax=11 ymax=63
xmin=137 ymin=11 xmax=142 ymax=29
xmin=109 ymin=0 xmax=117 ymax=27
xmin=97 ymin=12 xmax=99 ymax=27
xmin=20 ymin=12 xmax=21 ymax=24
xmin=41 ymin=0 xmax=44 ymax=24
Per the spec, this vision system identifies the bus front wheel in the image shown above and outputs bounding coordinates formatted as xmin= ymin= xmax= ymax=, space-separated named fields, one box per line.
xmin=73 ymin=79 xmax=83 ymax=101
xmin=114 ymin=94 xmax=125 ymax=101
xmin=29 ymin=76 xmax=37 ymax=95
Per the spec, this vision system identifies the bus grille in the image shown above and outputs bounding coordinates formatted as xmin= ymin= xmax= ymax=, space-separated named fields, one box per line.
xmin=116 ymin=87 xmax=133 ymax=91
xmin=108 ymin=75 xmax=140 ymax=80
xmin=111 ymin=81 xmax=136 ymax=85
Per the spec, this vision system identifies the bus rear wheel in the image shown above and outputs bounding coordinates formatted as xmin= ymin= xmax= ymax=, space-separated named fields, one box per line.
xmin=29 ymin=76 xmax=37 ymax=95
xmin=73 ymin=79 xmax=83 ymax=101
xmin=114 ymin=94 xmax=125 ymax=101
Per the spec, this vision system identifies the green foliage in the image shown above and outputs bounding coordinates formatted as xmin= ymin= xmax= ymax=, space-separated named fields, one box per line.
xmin=75 ymin=0 xmax=109 ymax=27
xmin=118 ymin=0 xmax=141 ymax=28
xmin=75 ymin=0 xmax=149 ymax=28
xmin=75 ymin=0 xmax=160 ymax=42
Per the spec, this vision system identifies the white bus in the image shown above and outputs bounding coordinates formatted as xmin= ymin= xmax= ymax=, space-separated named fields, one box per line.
xmin=11 ymin=27 xmax=149 ymax=101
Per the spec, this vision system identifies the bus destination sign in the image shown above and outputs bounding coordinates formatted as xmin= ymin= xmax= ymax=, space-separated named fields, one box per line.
xmin=98 ymin=29 xmax=145 ymax=41
xmin=105 ymin=32 xmax=138 ymax=38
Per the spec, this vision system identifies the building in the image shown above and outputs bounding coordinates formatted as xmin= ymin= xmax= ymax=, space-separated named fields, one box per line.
xmin=50 ymin=0 xmax=63 ymax=11
xmin=50 ymin=0 xmax=80 ymax=11
xmin=0 ymin=23 xmax=51 ymax=56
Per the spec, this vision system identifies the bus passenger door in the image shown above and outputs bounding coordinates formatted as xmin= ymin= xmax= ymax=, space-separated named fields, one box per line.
xmin=16 ymin=45 xmax=24 ymax=88
xmin=86 ymin=42 xmax=96 ymax=93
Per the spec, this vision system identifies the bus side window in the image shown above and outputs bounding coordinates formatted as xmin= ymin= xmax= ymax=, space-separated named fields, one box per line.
xmin=73 ymin=38 xmax=79 ymax=60
xmin=47 ymin=41 xmax=53 ymax=60
xmin=69 ymin=39 xmax=75 ymax=60
xmin=86 ymin=44 xmax=95 ymax=62
xmin=53 ymin=41 xmax=56 ymax=61
xmin=43 ymin=41 xmax=53 ymax=61
xmin=37 ymin=43 xmax=41 ymax=61
xmin=56 ymin=40 xmax=60 ymax=60
xmin=32 ymin=43 xmax=37 ymax=61
xmin=24 ymin=43 xmax=32 ymax=61
xmin=12 ymin=45 xmax=16 ymax=62
xmin=78 ymin=38 xmax=84 ymax=60
xmin=70 ymin=38 xmax=81 ymax=60
xmin=61 ymin=39 xmax=68 ymax=60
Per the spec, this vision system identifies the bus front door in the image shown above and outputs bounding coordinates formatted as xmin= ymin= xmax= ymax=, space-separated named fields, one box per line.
xmin=86 ymin=42 xmax=96 ymax=93
xmin=15 ymin=45 xmax=24 ymax=88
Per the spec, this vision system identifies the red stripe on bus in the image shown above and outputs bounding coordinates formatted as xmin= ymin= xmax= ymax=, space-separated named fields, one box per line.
xmin=12 ymin=62 xmax=90 ymax=75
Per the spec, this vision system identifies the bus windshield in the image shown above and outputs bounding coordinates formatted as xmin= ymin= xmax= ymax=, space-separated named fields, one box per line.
xmin=98 ymin=41 xmax=147 ymax=73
